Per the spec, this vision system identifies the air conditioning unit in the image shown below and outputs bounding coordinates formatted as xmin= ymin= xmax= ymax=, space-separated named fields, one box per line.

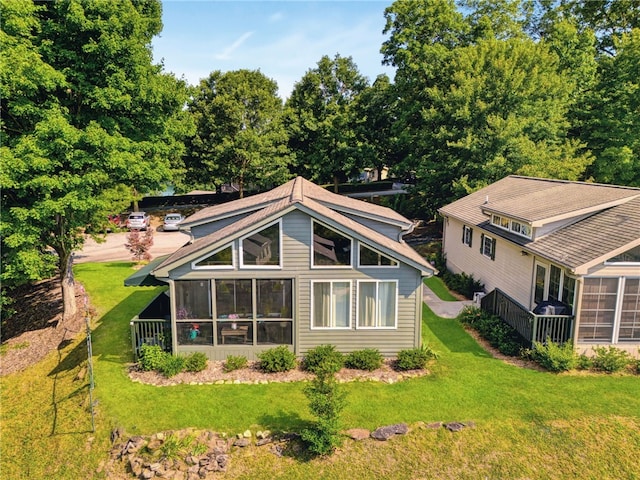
xmin=473 ymin=291 xmax=486 ymax=307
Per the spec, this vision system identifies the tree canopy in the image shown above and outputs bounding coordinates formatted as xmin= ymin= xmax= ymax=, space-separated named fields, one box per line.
xmin=1 ymin=0 xmax=191 ymax=319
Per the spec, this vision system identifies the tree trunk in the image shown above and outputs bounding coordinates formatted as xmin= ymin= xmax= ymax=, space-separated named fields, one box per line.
xmin=60 ymin=253 xmax=77 ymax=323
xmin=333 ymin=174 xmax=339 ymax=193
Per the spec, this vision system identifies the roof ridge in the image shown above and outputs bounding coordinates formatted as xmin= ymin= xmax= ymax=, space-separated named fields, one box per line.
xmin=290 ymin=176 xmax=304 ymax=203
xmin=508 ymin=175 xmax=640 ymax=191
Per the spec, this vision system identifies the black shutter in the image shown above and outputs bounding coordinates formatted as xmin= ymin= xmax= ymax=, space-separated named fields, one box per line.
xmin=480 ymin=233 xmax=485 ymax=254
xmin=462 ymin=226 xmax=466 ymax=244
xmin=468 ymin=227 xmax=473 ymax=248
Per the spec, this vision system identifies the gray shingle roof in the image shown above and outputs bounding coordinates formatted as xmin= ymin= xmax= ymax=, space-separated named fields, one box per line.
xmin=154 ymin=177 xmax=433 ymax=276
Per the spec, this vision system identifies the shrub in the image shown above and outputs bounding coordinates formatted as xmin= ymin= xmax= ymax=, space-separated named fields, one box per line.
xmin=441 ymin=270 xmax=483 ymax=299
xmin=258 ymin=346 xmax=296 ymax=373
xmin=395 ymin=345 xmax=437 ymax=371
xmin=345 ymin=349 xmax=384 ymax=371
xmin=184 ymin=352 xmax=208 ymax=372
xmin=532 ymin=339 xmax=578 ymax=372
xmin=224 ymin=355 xmax=248 ymax=373
xmin=139 ymin=344 xmax=168 ymax=371
xmin=458 ymin=307 xmax=526 ymax=357
xmin=458 ymin=306 xmax=484 ymax=326
xmin=159 ymin=355 xmax=185 ymax=377
xmin=302 ymin=344 xmax=344 ymax=375
xmin=577 ymin=354 xmax=593 ymax=370
xmin=591 ymin=346 xmax=631 ymax=373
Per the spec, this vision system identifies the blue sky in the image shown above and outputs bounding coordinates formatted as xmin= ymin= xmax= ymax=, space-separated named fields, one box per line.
xmin=152 ymin=1 xmax=396 ymax=97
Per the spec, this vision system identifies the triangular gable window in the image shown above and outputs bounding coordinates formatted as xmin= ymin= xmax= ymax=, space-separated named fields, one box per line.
xmin=605 ymin=245 xmax=640 ymax=264
xmin=193 ymin=245 xmax=234 ymax=269
xmin=359 ymin=244 xmax=398 ymax=267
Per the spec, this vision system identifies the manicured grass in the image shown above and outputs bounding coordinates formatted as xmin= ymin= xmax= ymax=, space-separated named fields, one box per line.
xmin=1 ymin=262 xmax=639 ymax=479
xmin=424 ymin=275 xmax=459 ymax=301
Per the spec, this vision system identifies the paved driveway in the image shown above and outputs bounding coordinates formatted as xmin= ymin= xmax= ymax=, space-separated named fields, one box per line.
xmin=75 ymin=230 xmax=190 ymax=263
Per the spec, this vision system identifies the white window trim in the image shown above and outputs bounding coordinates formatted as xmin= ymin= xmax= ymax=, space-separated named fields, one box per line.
xmin=310 ymin=280 xmax=352 ymax=330
xmin=239 ymin=219 xmax=283 ymax=269
xmin=481 ymin=234 xmax=495 ymax=259
xmin=356 ymin=280 xmax=398 ymax=330
xmin=311 ymin=220 xmax=353 ymax=269
xmin=192 ymin=244 xmax=235 ymax=270
xmin=357 ymin=242 xmax=399 ymax=269
xmin=491 ymin=214 xmax=532 ymax=239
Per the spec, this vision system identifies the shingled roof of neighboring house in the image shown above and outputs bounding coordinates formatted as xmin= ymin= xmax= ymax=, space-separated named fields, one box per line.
xmin=181 ymin=176 xmax=413 ymax=230
xmin=152 ymin=177 xmax=433 ymax=277
xmin=439 ymin=175 xmax=640 ymax=273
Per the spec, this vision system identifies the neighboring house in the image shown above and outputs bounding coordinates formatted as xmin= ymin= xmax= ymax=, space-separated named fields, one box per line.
xmin=439 ymin=175 xmax=640 ymax=357
xmin=127 ymin=177 xmax=434 ymax=360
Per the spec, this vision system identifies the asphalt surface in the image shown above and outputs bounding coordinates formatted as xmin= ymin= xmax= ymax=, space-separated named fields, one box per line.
xmin=75 ymin=229 xmax=191 ymax=263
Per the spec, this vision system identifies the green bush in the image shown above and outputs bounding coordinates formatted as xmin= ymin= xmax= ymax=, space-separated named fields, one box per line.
xmin=458 ymin=307 xmax=526 ymax=357
xmin=591 ymin=346 xmax=631 ymax=373
xmin=395 ymin=345 xmax=437 ymax=371
xmin=302 ymin=344 xmax=344 ymax=375
xmin=344 ymin=349 xmax=384 ymax=371
xmin=257 ymin=346 xmax=297 ymax=373
xmin=159 ymin=355 xmax=185 ymax=377
xmin=532 ymin=339 xmax=578 ymax=372
xmin=184 ymin=352 xmax=208 ymax=372
xmin=223 ymin=355 xmax=248 ymax=373
xmin=577 ymin=354 xmax=593 ymax=370
xmin=138 ymin=344 xmax=168 ymax=371
xmin=458 ymin=306 xmax=484 ymax=325
xmin=441 ymin=271 xmax=484 ymax=299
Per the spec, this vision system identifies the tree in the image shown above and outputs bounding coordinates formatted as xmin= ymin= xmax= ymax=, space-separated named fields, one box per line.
xmin=1 ymin=0 xmax=191 ymax=321
xmin=125 ymin=229 xmax=154 ymax=263
xmin=285 ymin=54 xmax=369 ymax=191
xmin=185 ymin=69 xmax=291 ymax=197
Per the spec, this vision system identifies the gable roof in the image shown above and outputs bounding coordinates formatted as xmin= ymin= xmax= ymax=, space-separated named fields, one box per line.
xmin=152 ymin=177 xmax=434 ymax=277
xmin=439 ymin=176 xmax=640 ymax=273
xmin=181 ymin=176 xmax=413 ymax=230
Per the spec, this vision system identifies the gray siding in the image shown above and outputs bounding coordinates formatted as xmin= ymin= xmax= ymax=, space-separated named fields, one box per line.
xmin=190 ymin=213 xmax=251 ymax=239
xmin=170 ymin=209 xmax=423 ymax=360
xmin=340 ymin=213 xmax=403 ymax=241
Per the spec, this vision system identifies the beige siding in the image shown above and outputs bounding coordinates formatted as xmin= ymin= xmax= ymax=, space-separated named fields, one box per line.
xmin=444 ymin=218 xmax=534 ymax=307
xmin=170 ymin=209 xmax=423 ymax=360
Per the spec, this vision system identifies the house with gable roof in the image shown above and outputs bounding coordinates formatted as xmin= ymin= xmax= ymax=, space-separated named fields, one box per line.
xmin=128 ymin=177 xmax=435 ymax=360
xmin=439 ymin=175 xmax=640 ymax=357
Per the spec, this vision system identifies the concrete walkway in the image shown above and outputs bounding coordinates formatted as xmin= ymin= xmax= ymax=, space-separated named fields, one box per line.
xmin=423 ymin=285 xmax=473 ymax=318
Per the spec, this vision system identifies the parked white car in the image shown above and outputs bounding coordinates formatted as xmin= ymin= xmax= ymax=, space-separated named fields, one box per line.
xmin=126 ymin=211 xmax=150 ymax=230
xmin=163 ymin=213 xmax=184 ymax=231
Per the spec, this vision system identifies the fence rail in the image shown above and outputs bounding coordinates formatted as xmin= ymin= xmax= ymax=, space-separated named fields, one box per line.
xmin=130 ymin=317 xmax=171 ymax=360
xmin=480 ymin=289 xmax=574 ymax=346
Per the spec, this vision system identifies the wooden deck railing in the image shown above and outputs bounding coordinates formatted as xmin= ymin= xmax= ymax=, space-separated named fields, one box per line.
xmin=130 ymin=317 xmax=171 ymax=360
xmin=480 ymin=289 xmax=574 ymax=346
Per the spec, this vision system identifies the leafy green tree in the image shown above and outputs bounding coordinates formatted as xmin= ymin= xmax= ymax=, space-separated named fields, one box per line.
xmin=285 ymin=54 xmax=369 ymax=191
xmin=185 ymin=69 xmax=291 ymax=197
xmin=1 ymin=0 xmax=191 ymax=321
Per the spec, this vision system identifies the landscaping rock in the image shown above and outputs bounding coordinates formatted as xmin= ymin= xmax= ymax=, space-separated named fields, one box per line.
xmin=256 ymin=437 xmax=273 ymax=446
xmin=233 ymin=437 xmax=251 ymax=447
xmin=370 ymin=423 xmax=409 ymax=441
xmin=427 ymin=422 xmax=443 ymax=429
xmin=445 ymin=421 xmax=475 ymax=432
xmin=345 ymin=428 xmax=370 ymax=441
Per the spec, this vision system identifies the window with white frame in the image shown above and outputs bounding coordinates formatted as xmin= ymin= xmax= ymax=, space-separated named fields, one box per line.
xmin=462 ymin=225 xmax=473 ymax=247
xmin=480 ymin=234 xmax=496 ymax=260
xmin=619 ymin=278 xmax=640 ymax=342
xmin=193 ymin=245 xmax=234 ymax=269
xmin=578 ymin=278 xmax=618 ymax=342
xmin=311 ymin=281 xmax=351 ymax=328
xmin=357 ymin=280 xmax=397 ymax=328
xmin=312 ymin=221 xmax=352 ymax=267
xmin=240 ymin=221 xmax=281 ymax=267
xmin=359 ymin=244 xmax=398 ymax=267
xmin=605 ymin=245 xmax=640 ymax=264
xmin=491 ymin=214 xmax=532 ymax=239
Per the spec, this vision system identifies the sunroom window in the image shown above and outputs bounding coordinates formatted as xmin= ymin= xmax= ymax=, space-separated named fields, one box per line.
xmin=193 ymin=245 xmax=233 ymax=269
xmin=313 ymin=221 xmax=352 ymax=267
xmin=174 ymin=280 xmax=213 ymax=346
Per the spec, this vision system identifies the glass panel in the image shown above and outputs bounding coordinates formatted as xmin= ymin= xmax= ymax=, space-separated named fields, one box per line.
xmin=548 ymin=265 xmax=561 ymax=302
xmin=257 ymin=279 xmax=292 ymax=318
xmin=177 ymin=322 xmax=214 ymax=345
xmin=242 ymin=223 xmax=280 ymax=266
xmin=215 ymin=280 xmax=252 ymax=318
xmin=333 ymin=282 xmax=351 ymax=327
xmin=195 ymin=246 xmax=232 ymax=267
xmin=619 ymin=279 xmax=640 ymax=341
xmin=482 ymin=236 xmax=494 ymax=257
xmin=534 ymin=265 xmax=546 ymax=304
xmin=313 ymin=282 xmax=330 ymax=327
xmin=358 ymin=282 xmax=376 ymax=327
xmin=217 ymin=321 xmax=252 ymax=345
xmin=606 ymin=245 xmax=640 ymax=263
xmin=313 ymin=222 xmax=352 ymax=266
xmin=578 ymin=278 xmax=617 ymax=342
xmin=562 ymin=276 xmax=576 ymax=310
xmin=359 ymin=245 xmax=398 ymax=266
xmin=257 ymin=321 xmax=292 ymax=345
xmin=175 ymin=280 xmax=212 ymax=319
xmin=378 ymin=282 xmax=397 ymax=327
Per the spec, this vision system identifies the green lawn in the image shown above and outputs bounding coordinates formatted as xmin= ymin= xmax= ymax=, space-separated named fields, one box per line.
xmin=424 ymin=275 xmax=459 ymax=301
xmin=1 ymin=262 xmax=639 ymax=479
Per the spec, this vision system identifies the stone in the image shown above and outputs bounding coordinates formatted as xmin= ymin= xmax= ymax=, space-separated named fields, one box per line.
xmin=141 ymin=468 xmax=154 ymax=479
xmin=427 ymin=422 xmax=443 ymax=429
xmin=445 ymin=422 xmax=465 ymax=432
xmin=130 ymin=458 xmax=143 ymax=477
xmin=256 ymin=437 xmax=273 ymax=446
xmin=393 ymin=423 xmax=409 ymax=435
xmin=156 ymin=432 xmax=165 ymax=441
xmin=370 ymin=423 xmax=409 ymax=441
xmin=243 ymin=429 xmax=252 ymax=438
xmin=345 ymin=428 xmax=370 ymax=441
xmin=234 ymin=438 xmax=251 ymax=447
xmin=216 ymin=454 xmax=229 ymax=470
xmin=150 ymin=462 xmax=163 ymax=472
xmin=270 ymin=445 xmax=283 ymax=457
